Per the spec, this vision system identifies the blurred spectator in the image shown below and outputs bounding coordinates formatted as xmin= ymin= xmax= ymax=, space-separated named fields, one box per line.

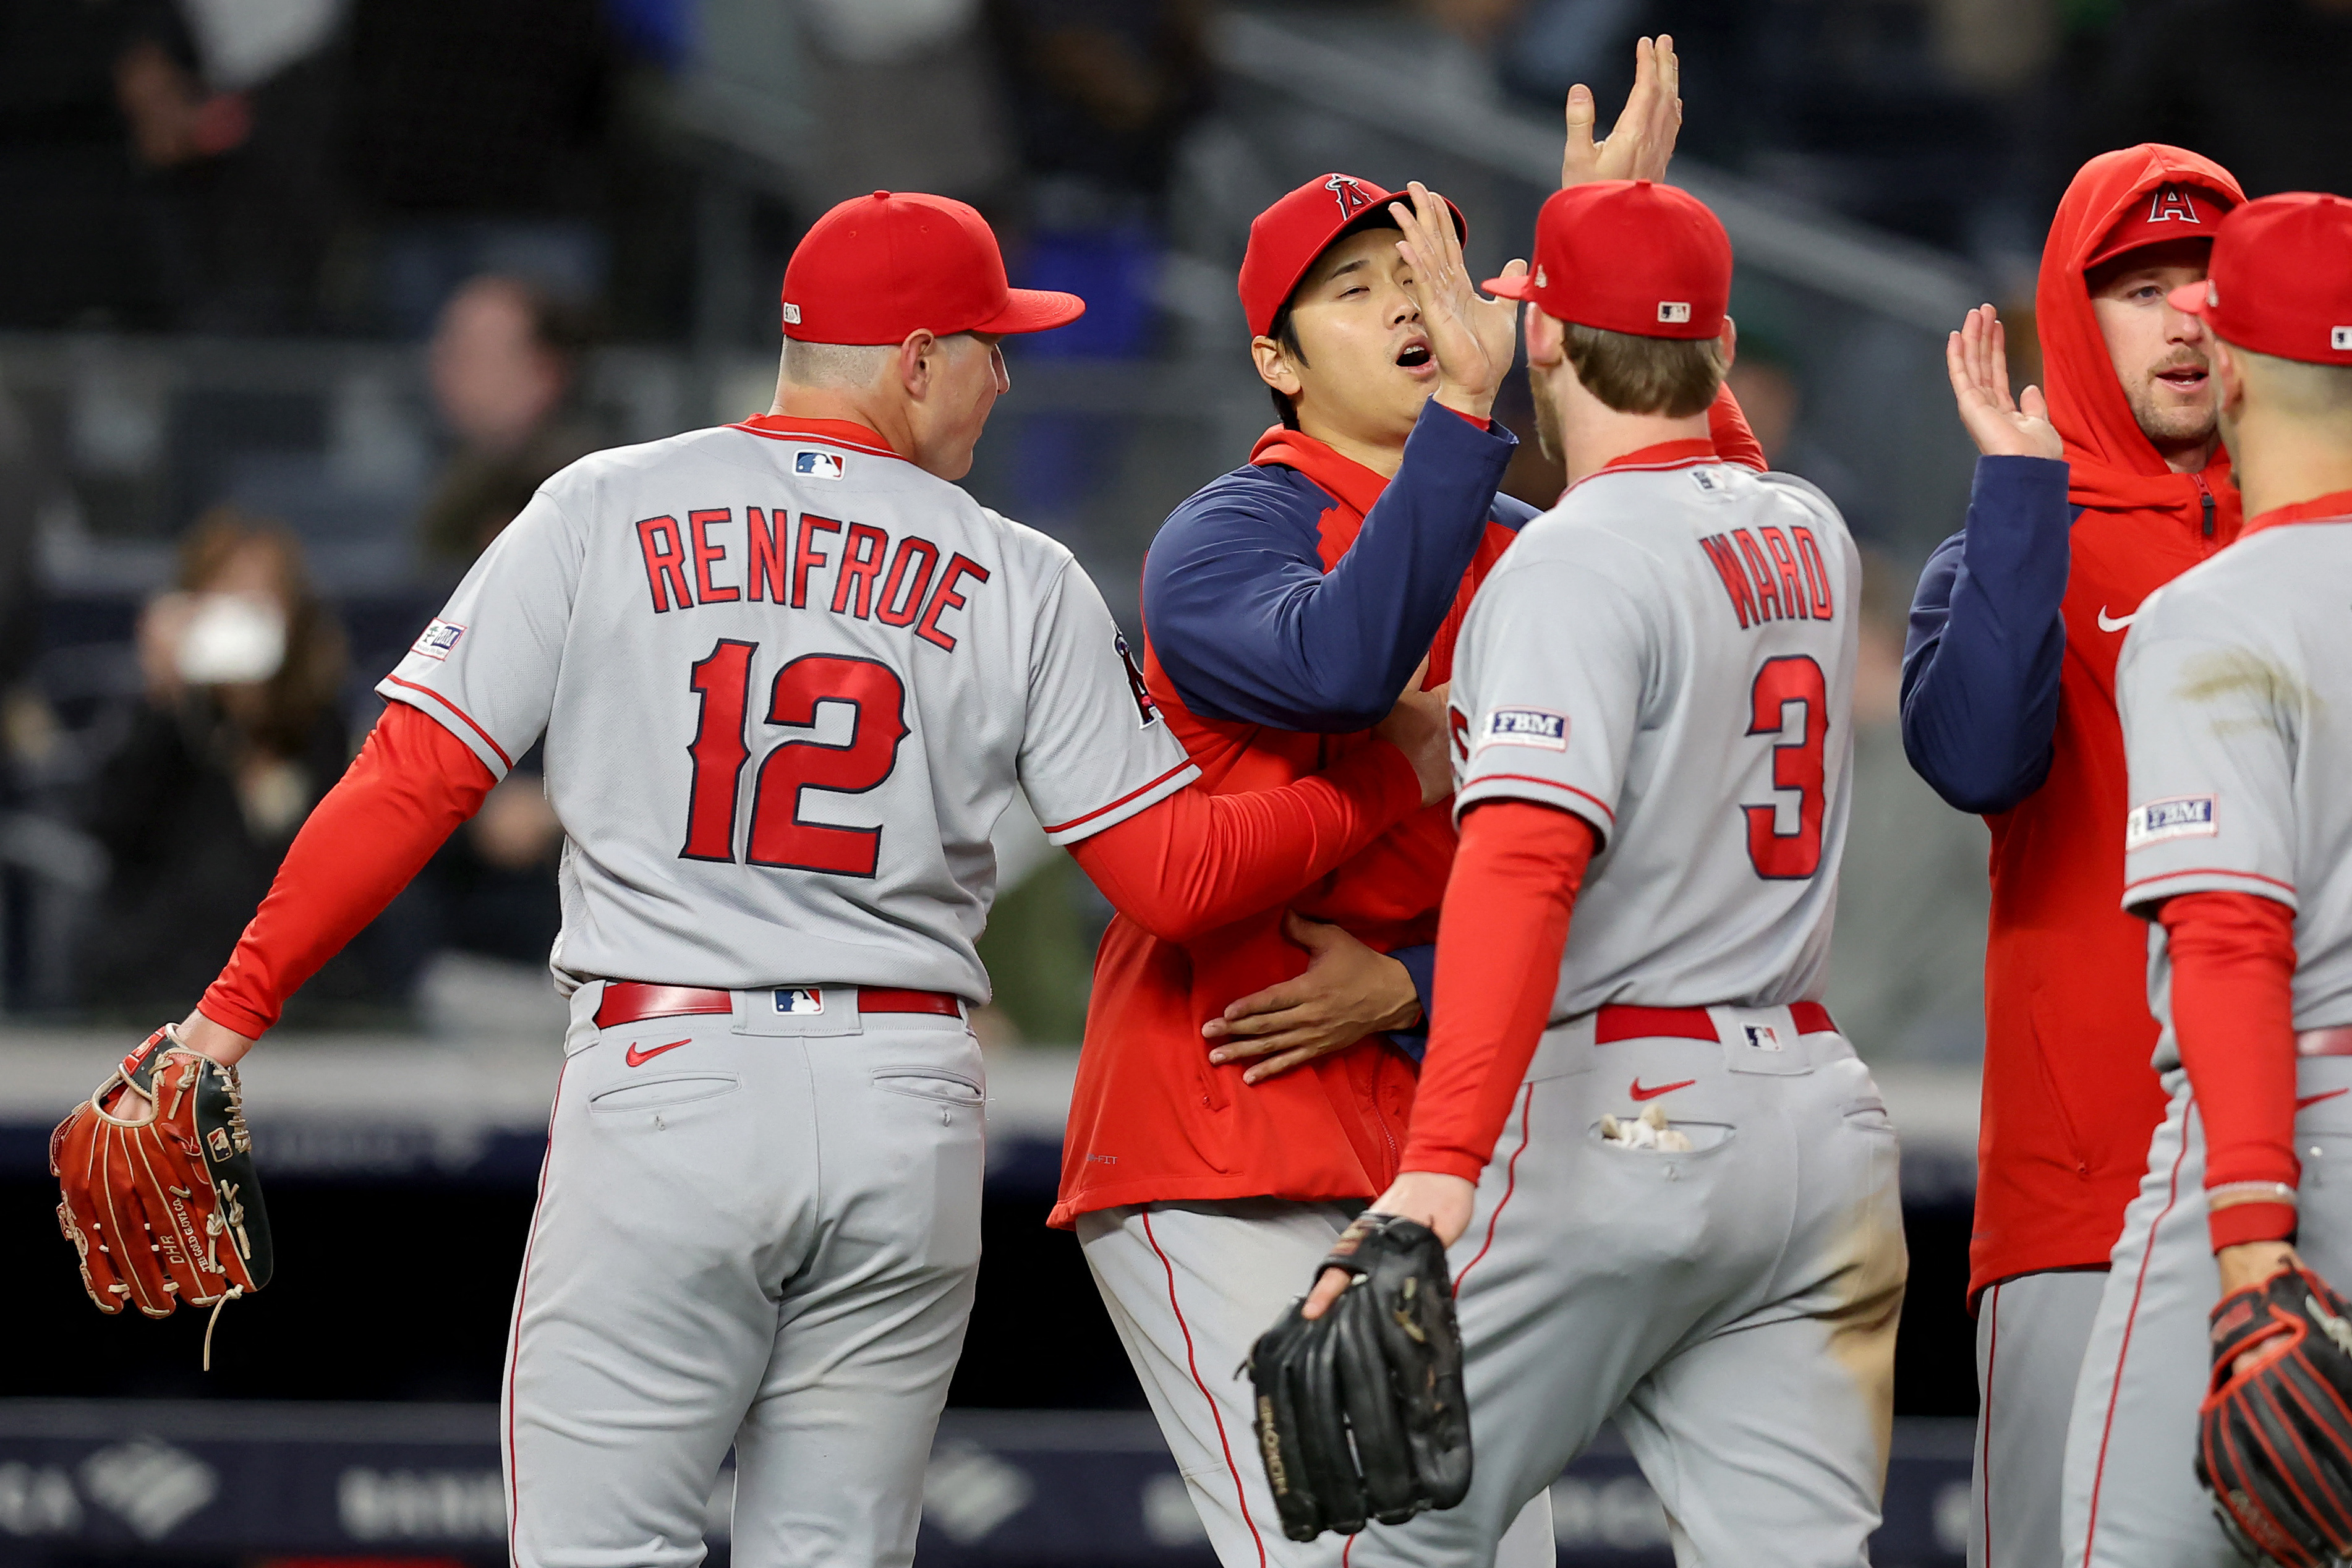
xmin=1723 ymin=349 xmax=1880 ymax=539
xmin=784 ymin=0 xmax=1015 ymax=214
xmin=990 ymin=0 xmax=1208 ymax=208
xmin=414 ymin=275 xmax=603 ymax=569
xmin=115 ymin=0 xmax=346 ymax=331
xmin=75 ymin=509 xmax=411 ymax=1020
xmin=0 ymin=0 xmax=169 ymax=328
xmin=343 ymin=0 xmax=616 ymax=333
xmin=1826 ymin=548 xmax=1990 ymax=1062
xmin=2089 ymin=0 xmax=2352 ymax=200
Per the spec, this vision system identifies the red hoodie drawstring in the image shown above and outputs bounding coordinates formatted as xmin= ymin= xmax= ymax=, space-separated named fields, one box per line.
xmin=2194 ymin=471 xmax=2217 ymax=543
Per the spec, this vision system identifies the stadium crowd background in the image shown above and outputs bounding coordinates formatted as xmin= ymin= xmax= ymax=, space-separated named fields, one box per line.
xmin=2 ymin=0 xmax=2350 ymax=1537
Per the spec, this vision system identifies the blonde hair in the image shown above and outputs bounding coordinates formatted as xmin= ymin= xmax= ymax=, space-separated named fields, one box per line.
xmin=1560 ymin=320 xmax=1729 ymax=418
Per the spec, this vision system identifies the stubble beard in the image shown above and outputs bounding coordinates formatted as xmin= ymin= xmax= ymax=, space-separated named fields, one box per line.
xmin=2127 ymin=355 xmax=2219 ymax=458
xmin=1530 ymin=369 xmax=1564 ymax=465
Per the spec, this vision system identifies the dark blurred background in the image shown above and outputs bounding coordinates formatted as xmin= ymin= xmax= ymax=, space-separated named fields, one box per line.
xmin=3 ymin=0 xmax=2348 ymax=1561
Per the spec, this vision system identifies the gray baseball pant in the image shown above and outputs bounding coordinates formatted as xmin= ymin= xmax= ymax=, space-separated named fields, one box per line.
xmin=1967 ymin=1268 xmax=2105 ymax=1568
xmin=1078 ymin=1197 xmax=1556 ymax=1568
xmin=2061 ymin=1058 xmax=2352 ymax=1568
xmin=504 ymin=982 xmax=987 ymax=1568
xmin=1348 ymin=1005 xmax=1908 ymax=1568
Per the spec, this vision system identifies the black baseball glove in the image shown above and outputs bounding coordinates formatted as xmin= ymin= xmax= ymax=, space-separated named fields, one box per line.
xmin=1246 ymin=1213 xmax=1472 ymax=1542
xmin=2199 ymin=1263 xmax=2352 ymax=1567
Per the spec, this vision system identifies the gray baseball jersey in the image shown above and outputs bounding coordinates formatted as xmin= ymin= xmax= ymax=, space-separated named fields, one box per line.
xmin=2117 ymin=517 xmax=2352 ymax=1068
xmin=378 ymin=417 xmax=1196 ymax=999
xmin=1449 ymin=453 xmax=1860 ymax=1016
xmin=2061 ymin=512 xmax=2352 ymax=1568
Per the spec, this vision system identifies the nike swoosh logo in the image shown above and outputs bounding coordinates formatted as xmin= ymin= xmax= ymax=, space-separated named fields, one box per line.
xmin=2298 ymin=1088 xmax=2349 ymax=1111
xmin=2096 ymin=606 xmax=2137 ymax=632
xmin=625 ymin=1039 xmax=691 ymax=1067
xmin=1629 ymin=1077 xmax=1697 ymax=1102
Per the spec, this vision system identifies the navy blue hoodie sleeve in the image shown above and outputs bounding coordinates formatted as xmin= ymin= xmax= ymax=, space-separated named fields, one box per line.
xmin=1143 ymin=402 xmax=1517 ymax=732
xmin=1383 ymin=942 xmax=1434 ymax=1061
xmin=1899 ymin=454 xmax=2072 ymax=814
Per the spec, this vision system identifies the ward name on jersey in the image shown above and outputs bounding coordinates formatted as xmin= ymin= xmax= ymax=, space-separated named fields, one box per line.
xmin=1450 ymin=446 xmax=1858 ymax=1016
xmin=378 ymin=416 xmax=1197 ymax=1001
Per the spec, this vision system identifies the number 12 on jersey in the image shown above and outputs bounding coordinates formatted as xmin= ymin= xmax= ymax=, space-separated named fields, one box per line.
xmin=1743 ymin=655 xmax=1826 ymax=880
xmin=681 ymin=640 xmax=911 ymax=876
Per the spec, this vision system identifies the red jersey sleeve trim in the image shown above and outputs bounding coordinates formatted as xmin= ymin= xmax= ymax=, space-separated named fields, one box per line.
xmin=383 ymin=675 xmax=515 ymax=770
xmin=1460 ymin=773 xmax=1616 ymax=825
xmin=1041 ymin=757 xmax=1199 ymax=837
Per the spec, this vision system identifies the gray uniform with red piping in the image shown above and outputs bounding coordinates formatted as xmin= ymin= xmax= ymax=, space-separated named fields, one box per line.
xmin=378 ymin=414 xmax=1199 ymax=1568
xmin=1354 ymin=448 xmax=1909 ymax=1568
xmin=2062 ymin=513 xmax=2352 ymax=1568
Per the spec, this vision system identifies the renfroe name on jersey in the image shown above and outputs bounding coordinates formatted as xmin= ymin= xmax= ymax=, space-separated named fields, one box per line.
xmin=1696 ymin=524 xmax=1838 ymax=631
xmin=634 ymin=506 xmax=991 ymax=652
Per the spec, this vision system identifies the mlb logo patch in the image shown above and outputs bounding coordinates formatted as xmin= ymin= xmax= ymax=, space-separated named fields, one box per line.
xmin=795 ymin=451 xmax=843 ymax=480
xmin=1742 ymin=1024 xmax=1783 ymax=1054
xmin=2126 ymin=795 xmax=2218 ymax=851
xmin=1478 ymin=707 xmax=1568 ymax=751
xmin=208 ymin=1127 xmax=232 ymax=1159
xmin=1692 ymin=469 xmax=1719 ymax=493
xmin=774 ymin=987 xmax=825 ymax=1015
xmin=1657 ymin=301 xmax=1692 ymax=325
xmin=2333 ymin=326 xmax=2352 ymax=351
xmin=411 ymin=619 xmax=466 ymax=660
xmin=782 ymin=302 xmax=802 ymax=325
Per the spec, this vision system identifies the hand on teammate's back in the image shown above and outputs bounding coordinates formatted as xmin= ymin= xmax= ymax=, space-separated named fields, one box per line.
xmin=1388 ymin=182 xmax=1524 ymax=422
xmin=1560 ymin=34 xmax=1681 ymax=189
xmin=1946 ymin=304 xmax=2064 ymax=461
xmin=1373 ymin=670 xmax=1455 ymax=806
xmin=1203 ymin=911 xmax=1424 ymax=1083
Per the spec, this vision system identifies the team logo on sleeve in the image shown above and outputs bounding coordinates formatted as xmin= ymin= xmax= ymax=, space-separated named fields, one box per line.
xmin=795 ymin=451 xmax=844 ymax=480
xmin=2126 ymin=795 xmax=2218 ymax=851
xmin=1476 ymin=707 xmax=1568 ymax=752
xmin=411 ymin=619 xmax=466 ymax=660
xmin=1115 ymin=633 xmax=1161 ymax=728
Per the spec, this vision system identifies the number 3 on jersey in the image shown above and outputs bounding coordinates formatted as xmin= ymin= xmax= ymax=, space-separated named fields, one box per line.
xmin=680 ymin=640 xmax=911 ymax=876
xmin=1742 ymin=655 xmax=1826 ymax=879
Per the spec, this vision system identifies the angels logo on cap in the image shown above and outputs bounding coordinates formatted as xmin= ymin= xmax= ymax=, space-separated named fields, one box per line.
xmin=1324 ymin=175 xmax=1373 ymax=220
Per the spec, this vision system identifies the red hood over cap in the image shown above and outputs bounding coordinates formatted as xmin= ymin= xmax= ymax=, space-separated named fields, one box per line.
xmin=2037 ymin=145 xmax=2245 ymax=520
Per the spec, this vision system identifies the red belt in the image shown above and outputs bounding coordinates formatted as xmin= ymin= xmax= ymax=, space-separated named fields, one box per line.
xmin=2301 ymin=1028 xmax=2352 ymax=1058
xmin=593 ymin=981 xmax=961 ymax=1031
xmin=1593 ymin=1001 xmax=1837 ymax=1045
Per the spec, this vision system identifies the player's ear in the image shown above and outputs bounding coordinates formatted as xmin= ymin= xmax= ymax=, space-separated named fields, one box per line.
xmin=1523 ymin=304 xmax=1565 ymax=369
xmin=1718 ymin=316 xmax=1737 ymax=373
xmin=897 ymin=329 xmax=937 ymax=399
xmin=1250 ymin=334 xmax=1303 ymax=400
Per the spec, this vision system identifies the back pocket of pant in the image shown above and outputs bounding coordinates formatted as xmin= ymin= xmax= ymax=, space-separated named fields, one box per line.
xmin=590 ymin=1075 xmax=741 ymax=1114
xmin=873 ymin=1068 xmax=984 ymax=1108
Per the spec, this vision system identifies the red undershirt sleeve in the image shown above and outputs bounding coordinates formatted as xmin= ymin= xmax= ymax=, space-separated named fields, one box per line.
xmin=1399 ymin=798 xmax=1596 ymax=1180
xmin=1708 ymin=384 xmax=1767 ymax=472
xmin=2158 ymin=889 xmax=2301 ymax=1250
xmin=1439 ymin=405 xmax=1493 ymax=432
xmin=1067 ymin=739 xmax=1423 ymax=944
xmin=197 ymin=701 xmax=498 ymax=1039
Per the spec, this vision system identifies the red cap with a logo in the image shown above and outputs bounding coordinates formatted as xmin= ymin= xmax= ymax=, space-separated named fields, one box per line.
xmin=1238 ymin=173 xmax=1466 ymax=339
xmin=1482 ymin=179 xmax=1730 ymax=340
xmin=2167 ymin=192 xmax=2352 ymax=367
xmin=2084 ymin=181 xmax=2233 ymax=270
xmin=780 ymin=190 xmax=1084 ymax=344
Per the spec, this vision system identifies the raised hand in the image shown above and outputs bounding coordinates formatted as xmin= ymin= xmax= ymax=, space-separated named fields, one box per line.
xmin=1561 ymin=34 xmax=1682 ymax=188
xmin=1946 ymin=304 xmax=2062 ymax=460
xmin=1390 ymin=181 xmax=1525 ymax=420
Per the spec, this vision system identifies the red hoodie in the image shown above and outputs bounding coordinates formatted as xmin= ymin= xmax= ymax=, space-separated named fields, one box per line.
xmin=1969 ymin=145 xmax=2246 ymax=1297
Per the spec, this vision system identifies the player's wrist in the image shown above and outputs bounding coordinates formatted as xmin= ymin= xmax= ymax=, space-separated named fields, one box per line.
xmin=2218 ymin=1239 xmax=2301 ymax=1295
xmin=1433 ymin=381 xmax=1499 ymax=423
xmin=179 ymin=1007 xmax=258 ymax=1066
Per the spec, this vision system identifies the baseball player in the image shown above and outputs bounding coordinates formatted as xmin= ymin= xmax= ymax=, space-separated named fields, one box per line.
xmin=1904 ymin=143 xmax=2245 ymax=1568
xmin=2065 ymin=191 xmax=2352 ymax=1567
xmin=1054 ymin=41 xmax=1768 ymax=1568
xmin=1307 ymin=177 xmax=1906 ymax=1568
xmin=82 ymin=191 xmax=1462 ymax=1567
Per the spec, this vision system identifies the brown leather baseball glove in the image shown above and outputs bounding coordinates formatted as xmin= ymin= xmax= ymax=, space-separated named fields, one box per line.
xmin=51 ymin=1026 xmax=271 ymax=1335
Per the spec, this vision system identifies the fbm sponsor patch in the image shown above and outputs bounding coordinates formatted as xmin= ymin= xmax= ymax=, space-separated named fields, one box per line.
xmin=411 ymin=619 xmax=465 ymax=660
xmin=1478 ymin=707 xmax=1568 ymax=751
xmin=795 ymin=450 xmax=843 ymax=480
xmin=2126 ymin=795 xmax=2217 ymax=850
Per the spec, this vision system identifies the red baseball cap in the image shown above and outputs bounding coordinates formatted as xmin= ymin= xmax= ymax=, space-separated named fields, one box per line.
xmin=1238 ymin=173 xmax=1466 ymax=339
xmin=2084 ymin=181 xmax=2233 ymax=270
xmin=2167 ymin=192 xmax=2352 ymax=367
xmin=1483 ymin=179 xmax=1730 ymax=340
xmin=780 ymin=190 xmax=1084 ymax=344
